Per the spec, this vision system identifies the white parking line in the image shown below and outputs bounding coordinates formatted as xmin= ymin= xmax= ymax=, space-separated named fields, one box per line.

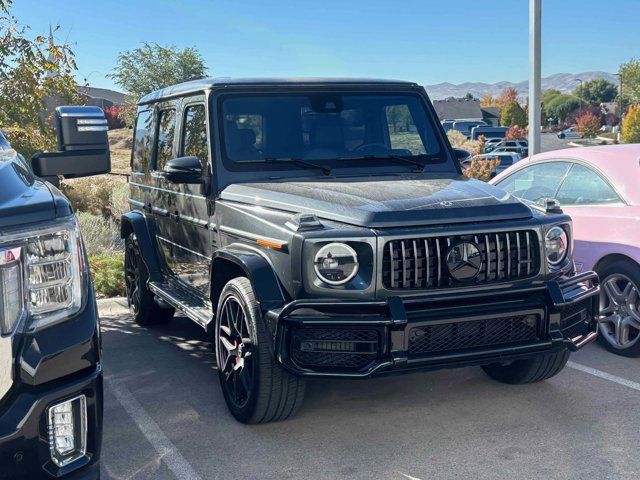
xmin=568 ymin=361 xmax=640 ymax=392
xmin=107 ymin=378 xmax=203 ymax=480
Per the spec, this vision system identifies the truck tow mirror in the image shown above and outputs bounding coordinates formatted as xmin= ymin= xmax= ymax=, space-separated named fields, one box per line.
xmin=31 ymin=106 xmax=111 ymax=179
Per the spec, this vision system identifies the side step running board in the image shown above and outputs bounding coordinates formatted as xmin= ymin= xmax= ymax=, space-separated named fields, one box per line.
xmin=148 ymin=281 xmax=213 ymax=329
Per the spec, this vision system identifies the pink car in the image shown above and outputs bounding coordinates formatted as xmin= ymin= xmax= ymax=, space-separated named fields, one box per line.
xmin=491 ymin=145 xmax=640 ymax=356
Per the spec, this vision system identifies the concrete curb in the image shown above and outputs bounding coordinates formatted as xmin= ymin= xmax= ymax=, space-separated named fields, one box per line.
xmin=97 ymin=297 xmax=129 ymax=316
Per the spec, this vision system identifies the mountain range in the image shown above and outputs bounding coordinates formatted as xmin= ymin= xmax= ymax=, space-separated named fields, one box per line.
xmin=424 ymin=71 xmax=618 ymax=100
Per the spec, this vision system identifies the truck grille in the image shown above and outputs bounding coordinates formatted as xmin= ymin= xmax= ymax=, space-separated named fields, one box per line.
xmin=382 ymin=231 xmax=540 ymax=290
xmin=408 ymin=314 xmax=540 ymax=355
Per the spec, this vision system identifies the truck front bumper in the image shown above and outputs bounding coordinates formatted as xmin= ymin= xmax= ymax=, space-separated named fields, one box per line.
xmin=268 ymin=271 xmax=600 ymax=378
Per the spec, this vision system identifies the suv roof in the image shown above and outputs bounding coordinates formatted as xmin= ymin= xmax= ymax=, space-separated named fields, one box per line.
xmin=138 ymin=77 xmax=419 ymax=105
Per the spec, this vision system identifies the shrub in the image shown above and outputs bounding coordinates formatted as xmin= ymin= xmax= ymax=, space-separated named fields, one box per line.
xmin=621 ymin=104 xmax=640 ymax=143
xmin=76 ymin=212 xmax=123 ymax=257
xmin=104 ymin=106 xmax=125 ymax=129
xmin=61 ymin=176 xmax=129 ymax=218
xmin=505 ymin=125 xmax=528 ymax=140
xmin=575 ymin=113 xmax=601 ymax=138
xmin=3 ymin=126 xmax=54 ymax=159
xmin=447 ymin=130 xmax=482 ymax=155
xmin=89 ymin=254 xmax=125 ymax=298
xmin=464 ymin=157 xmax=500 ymax=182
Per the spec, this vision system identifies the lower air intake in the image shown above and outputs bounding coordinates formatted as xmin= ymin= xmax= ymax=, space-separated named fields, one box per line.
xmin=408 ymin=314 xmax=540 ymax=355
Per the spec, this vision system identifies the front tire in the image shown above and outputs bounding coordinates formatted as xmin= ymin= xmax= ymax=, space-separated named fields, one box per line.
xmin=124 ymin=235 xmax=175 ymax=326
xmin=482 ymin=350 xmax=570 ymax=384
xmin=215 ymin=277 xmax=305 ymax=423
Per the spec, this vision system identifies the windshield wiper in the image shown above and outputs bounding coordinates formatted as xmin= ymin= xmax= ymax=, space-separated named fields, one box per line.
xmin=243 ymin=157 xmax=331 ymax=176
xmin=337 ymin=154 xmax=434 ymax=172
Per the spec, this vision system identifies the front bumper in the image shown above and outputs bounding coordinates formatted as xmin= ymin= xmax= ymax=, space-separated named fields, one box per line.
xmin=268 ymin=271 xmax=600 ymax=378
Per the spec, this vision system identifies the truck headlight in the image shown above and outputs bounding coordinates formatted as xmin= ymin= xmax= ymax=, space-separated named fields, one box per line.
xmin=545 ymin=225 xmax=569 ymax=266
xmin=0 ymin=217 xmax=84 ymax=333
xmin=313 ymin=242 xmax=359 ymax=286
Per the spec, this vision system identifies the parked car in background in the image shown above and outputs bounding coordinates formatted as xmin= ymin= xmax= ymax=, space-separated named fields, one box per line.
xmin=121 ymin=77 xmax=599 ymax=423
xmin=557 ymin=127 xmax=581 ymax=139
xmin=452 ymin=120 xmax=487 ymax=138
xmin=491 ymin=145 xmax=640 ymax=357
xmin=475 ymin=151 xmax=522 ymax=176
xmin=471 ymin=126 xmax=509 ymax=141
xmin=486 ymin=139 xmax=529 ymax=157
xmin=0 ymin=107 xmax=108 ymax=479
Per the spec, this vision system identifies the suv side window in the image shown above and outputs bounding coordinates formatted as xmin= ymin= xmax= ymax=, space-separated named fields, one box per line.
xmin=181 ymin=104 xmax=208 ymax=166
xmin=155 ymin=108 xmax=177 ymax=171
xmin=132 ymin=109 xmax=154 ymax=172
xmin=556 ymin=163 xmax=621 ymax=205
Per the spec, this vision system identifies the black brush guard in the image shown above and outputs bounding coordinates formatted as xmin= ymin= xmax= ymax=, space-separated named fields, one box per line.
xmin=267 ymin=271 xmax=600 ymax=378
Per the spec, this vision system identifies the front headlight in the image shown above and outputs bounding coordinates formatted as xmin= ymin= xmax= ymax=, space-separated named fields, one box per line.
xmin=545 ymin=225 xmax=569 ymax=266
xmin=0 ymin=217 xmax=83 ymax=333
xmin=313 ymin=242 xmax=359 ymax=286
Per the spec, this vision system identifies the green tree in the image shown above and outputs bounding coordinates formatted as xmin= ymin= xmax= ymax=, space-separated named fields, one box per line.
xmin=500 ymin=101 xmax=527 ymax=127
xmin=545 ymin=94 xmax=581 ymax=124
xmin=621 ymin=104 xmax=640 ymax=143
xmin=108 ymin=43 xmax=208 ymax=101
xmin=574 ymin=78 xmax=618 ymax=104
xmin=619 ymin=59 xmax=640 ymax=106
xmin=0 ymin=0 xmax=82 ymax=157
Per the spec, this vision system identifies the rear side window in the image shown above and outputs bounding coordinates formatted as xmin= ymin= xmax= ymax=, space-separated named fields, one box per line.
xmin=132 ymin=109 xmax=154 ymax=172
xmin=181 ymin=105 xmax=209 ymax=165
xmin=155 ymin=109 xmax=176 ymax=171
xmin=556 ymin=164 xmax=621 ymax=205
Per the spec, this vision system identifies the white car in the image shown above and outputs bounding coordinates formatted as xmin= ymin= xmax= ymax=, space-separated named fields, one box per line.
xmin=557 ymin=127 xmax=581 ymax=139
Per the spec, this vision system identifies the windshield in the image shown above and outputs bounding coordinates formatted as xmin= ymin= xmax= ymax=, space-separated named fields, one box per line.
xmin=218 ymin=92 xmax=446 ymax=171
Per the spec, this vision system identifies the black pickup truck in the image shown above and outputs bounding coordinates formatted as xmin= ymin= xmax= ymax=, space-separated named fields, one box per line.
xmin=121 ymin=77 xmax=601 ymax=424
xmin=0 ymin=107 xmax=109 ymax=479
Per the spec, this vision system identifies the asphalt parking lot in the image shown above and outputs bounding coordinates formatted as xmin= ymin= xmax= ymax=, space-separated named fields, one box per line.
xmin=99 ymin=299 xmax=640 ymax=480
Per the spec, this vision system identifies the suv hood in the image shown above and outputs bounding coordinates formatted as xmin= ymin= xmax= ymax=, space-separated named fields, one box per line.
xmin=0 ymin=156 xmax=59 ymax=228
xmin=220 ymin=175 xmax=532 ymax=227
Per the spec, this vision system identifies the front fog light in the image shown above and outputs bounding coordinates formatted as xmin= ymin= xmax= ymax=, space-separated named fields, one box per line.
xmin=545 ymin=226 xmax=569 ymax=266
xmin=48 ymin=395 xmax=87 ymax=467
xmin=314 ymin=242 xmax=359 ymax=285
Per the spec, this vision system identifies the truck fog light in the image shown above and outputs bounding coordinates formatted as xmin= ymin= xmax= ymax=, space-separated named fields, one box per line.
xmin=47 ymin=395 xmax=87 ymax=467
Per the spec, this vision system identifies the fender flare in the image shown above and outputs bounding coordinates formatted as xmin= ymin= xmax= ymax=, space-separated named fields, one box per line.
xmin=120 ymin=210 xmax=163 ymax=283
xmin=211 ymin=246 xmax=287 ymax=319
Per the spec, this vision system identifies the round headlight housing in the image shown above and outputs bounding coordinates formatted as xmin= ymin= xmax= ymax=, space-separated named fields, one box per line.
xmin=313 ymin=243 xmax=359 ymax=286
xmin=545 ymin=226 xmax=569 ymax=266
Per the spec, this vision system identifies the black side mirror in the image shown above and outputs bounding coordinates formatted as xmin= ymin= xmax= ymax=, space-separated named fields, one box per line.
xmin=453 ymin=147 xmax=472 ymax=167
xmin=163 ymin=156 xmax=204 ymax=184
xmin=31 ymin=106 xmax=111 ymax=178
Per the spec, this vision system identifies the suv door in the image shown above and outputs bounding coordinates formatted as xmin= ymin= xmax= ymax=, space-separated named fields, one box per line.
xmin=151 ymin=97 xmax=212 ymax=297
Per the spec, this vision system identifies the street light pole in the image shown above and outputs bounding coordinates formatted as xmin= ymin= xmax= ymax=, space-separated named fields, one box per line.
xmin=528 ymin=0 xmax=542 ymax=155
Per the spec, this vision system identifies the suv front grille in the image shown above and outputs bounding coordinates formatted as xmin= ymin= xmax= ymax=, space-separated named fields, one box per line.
xmin=382 ymin=231 xmax=540 ymax=290
xmin=408 ymin=314 xmax=540 ymax=355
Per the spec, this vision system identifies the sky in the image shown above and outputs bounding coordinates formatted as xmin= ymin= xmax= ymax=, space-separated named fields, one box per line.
xmin=11 ymin=0 xmax=640 ymax=92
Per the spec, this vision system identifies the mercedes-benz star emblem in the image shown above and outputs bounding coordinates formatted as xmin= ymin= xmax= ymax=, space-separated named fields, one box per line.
xmin=446 ymin=241 xmax=483 ymax=282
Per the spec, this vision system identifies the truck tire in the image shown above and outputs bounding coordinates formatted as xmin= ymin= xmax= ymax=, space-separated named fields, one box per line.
xmin=215 ymin=277 xmax=305 ymax=423
xmin=124 ymin=235 xmax=175 ymax=326
xmin=481 ymin=350 xmax=570 ymax=384
xmin=595 ymin=259 xmax=640 ymax=357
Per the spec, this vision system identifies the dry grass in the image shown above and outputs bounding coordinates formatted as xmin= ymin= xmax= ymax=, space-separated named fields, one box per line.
xmin=108 ymin=128 xmax=133 ymax=174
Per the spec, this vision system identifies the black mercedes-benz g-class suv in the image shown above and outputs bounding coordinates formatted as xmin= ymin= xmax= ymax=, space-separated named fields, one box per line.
xmin=122 ymin=78 xmax=600 ymax=424
xmin=0 ymin=107 xmax=108 ymax=479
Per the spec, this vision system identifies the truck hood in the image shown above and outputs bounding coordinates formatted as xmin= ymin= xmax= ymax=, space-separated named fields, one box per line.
xmin=0 ymin=156 xmax=59 ymax=228
xmin=220 ymin=174 xmax=533 ymax=227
